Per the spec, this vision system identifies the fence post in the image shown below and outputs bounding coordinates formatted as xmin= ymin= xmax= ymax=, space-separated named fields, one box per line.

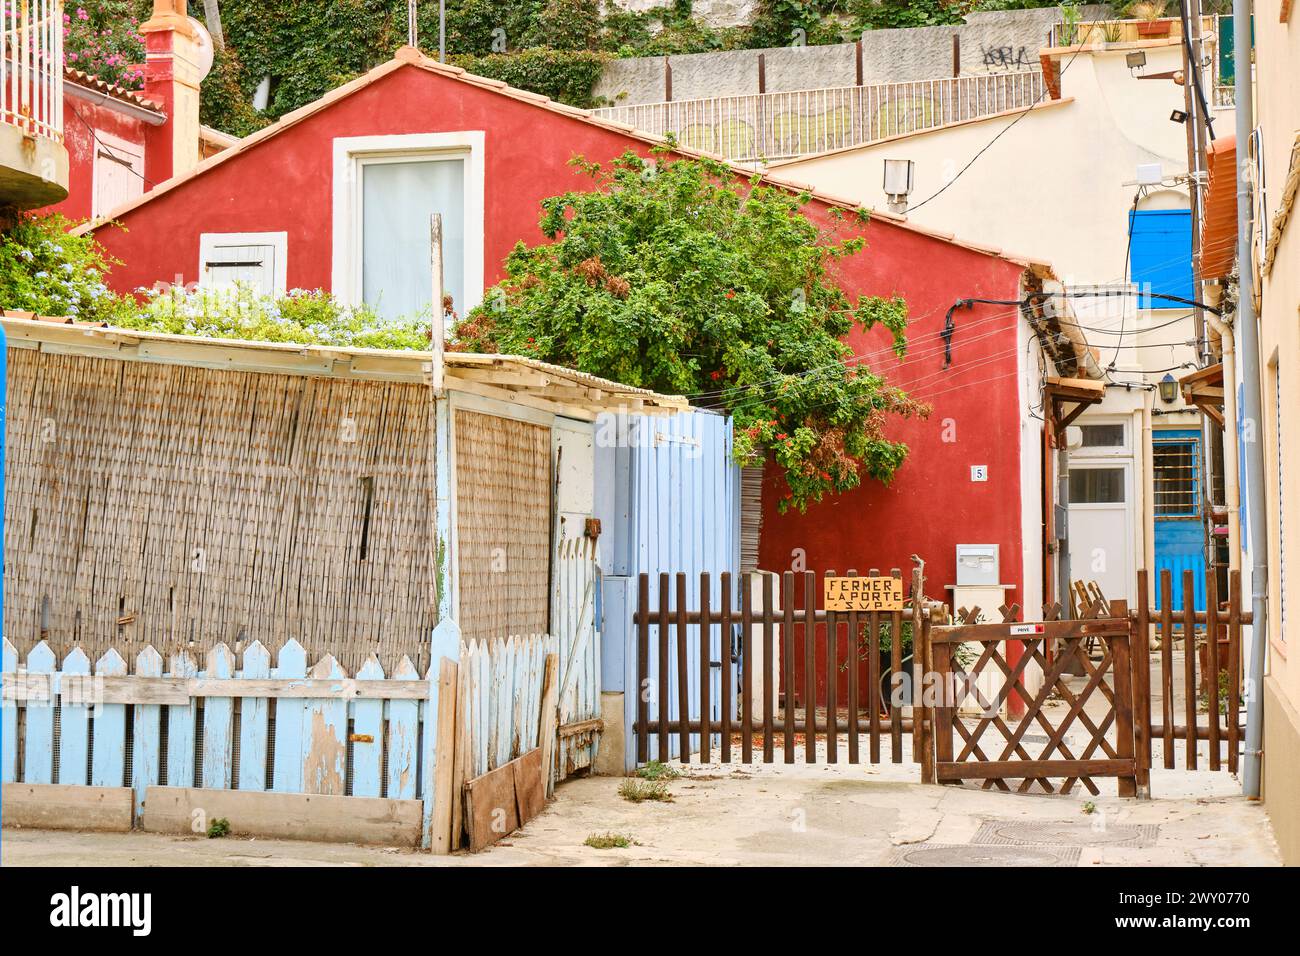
xmin=1109 ymin=599 xmax=1139 ymax=798
xmin=1134 ymin=570 xmax=1152 ymax=797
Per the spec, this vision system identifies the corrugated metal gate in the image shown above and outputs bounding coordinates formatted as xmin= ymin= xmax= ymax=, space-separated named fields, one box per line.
xmin=597 ymin=411 xmax=740 ymax=768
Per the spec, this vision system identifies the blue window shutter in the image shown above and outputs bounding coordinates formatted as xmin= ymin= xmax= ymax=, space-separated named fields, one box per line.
xmin=1128 ymin=209 xmax=1193 ymax=309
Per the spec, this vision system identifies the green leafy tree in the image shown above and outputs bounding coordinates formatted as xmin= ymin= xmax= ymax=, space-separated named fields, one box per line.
xmin=450 ymin=149 xmax=927 ymax=512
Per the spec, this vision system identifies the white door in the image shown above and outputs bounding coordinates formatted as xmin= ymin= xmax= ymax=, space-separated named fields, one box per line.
xmin=550 ymin=419 xmax=600 ymax=784
xmin=1067 ymin=462 xmax=1135 ymax=606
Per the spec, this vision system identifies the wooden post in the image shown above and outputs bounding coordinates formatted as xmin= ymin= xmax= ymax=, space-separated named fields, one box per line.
xmin=664 ymin=56 xmax=672 ymax=102
xmin=1183 ymin=571 xmax=1198 ymax=770
xmin=1134 ymin=570 xmax=1152 ymax=796
xmin=429 ymin=213 xmax=444 ymax=396
xmin=675 ymin=573 xmax=690 ymax=762
xmin=430 ymin=657 xmax=458 ymax=854
xmin=761 ymin=572 xmax=775 ymax=763
xmin=908 ymin=566 xmax=923 ymax=764
xmin=1227 ymin=569 xmax=1242 ymax=774
xmin=758 ymin=52 xmax=766 ymax=95
xmin=803 ymin=571 xmax=817 ymax=763
xmin=825 ymin=568 xmax=838 ymax=764
xmin=1206 ymin=570 xmax=1221 ymax=770
xmin=846 ymin=569 xmax=860 ymax=764
xmin=855 ymin=40 xmax=863 ymax=86
xmin=719 ymin=572 xmax=733 ymax=763
xmin=1160 ymin=569 xmax=1175 ymax=768
xmin=782 ymin=571 xmax=795 ymax=764
xmin=741 ymin=572 xmax=753 ymax=763
xmin=699 ymin=571 xmax=712 ymax=763
xmin=1110 ymin=600 xmax=1138 ymax=798
xmin=636 ymin=573 xmax=649 ymax=765
xmin=538 ymin=652 xmax=560 ymax=797
xmin=952 ymin=34 xmax=960 ymax=78
xmin=657 ymin=573 xmax=670 ymax=762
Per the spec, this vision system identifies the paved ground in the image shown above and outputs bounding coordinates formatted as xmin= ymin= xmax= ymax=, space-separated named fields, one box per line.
xmin=2 ymin=743 xmax=1280 ymax=867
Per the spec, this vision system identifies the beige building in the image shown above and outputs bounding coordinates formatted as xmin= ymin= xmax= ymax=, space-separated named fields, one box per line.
xmin=1250 ymin=0 xmax=1300 ymax=866
xmin=770 ymin=35 xmax=1234 ymax=618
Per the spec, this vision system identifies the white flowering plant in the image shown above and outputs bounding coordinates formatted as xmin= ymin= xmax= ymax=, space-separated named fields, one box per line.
xmin=0 ymin=214 xmax=137 ymax=323
xmin=122 ymin=283 xmax=435 ymax=351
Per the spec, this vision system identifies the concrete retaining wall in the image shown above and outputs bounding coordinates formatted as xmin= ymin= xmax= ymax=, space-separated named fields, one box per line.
xmin=595 ymin=7 xmax=1111 ymax=106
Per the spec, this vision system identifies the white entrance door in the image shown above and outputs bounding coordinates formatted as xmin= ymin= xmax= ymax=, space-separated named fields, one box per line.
xmin=1067 ymin=462 xmax=1135 ymax=606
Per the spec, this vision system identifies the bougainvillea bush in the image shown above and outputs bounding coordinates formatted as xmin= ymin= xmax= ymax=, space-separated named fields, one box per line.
xmin=63 ymin=4 xmax=146 ymax=90
xmin=450 ymin=148 xmax=927 ymax=512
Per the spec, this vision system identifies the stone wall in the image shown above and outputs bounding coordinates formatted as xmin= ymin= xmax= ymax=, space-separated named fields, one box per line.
xmin=595 ymin=6 xmax=1111 ymax=106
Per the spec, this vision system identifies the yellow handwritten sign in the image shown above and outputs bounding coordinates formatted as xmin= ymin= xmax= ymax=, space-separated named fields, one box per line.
xmin=823 ymin=576 xmax=904 ymax=612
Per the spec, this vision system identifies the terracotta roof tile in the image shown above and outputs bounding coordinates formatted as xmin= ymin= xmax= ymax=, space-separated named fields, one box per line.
xmin=64 ymin=68 xmax=164 ymax=115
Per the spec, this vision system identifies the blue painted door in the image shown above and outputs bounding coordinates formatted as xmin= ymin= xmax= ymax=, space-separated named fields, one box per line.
xmin=1152 ymin=429 xmax=1206 ymax=612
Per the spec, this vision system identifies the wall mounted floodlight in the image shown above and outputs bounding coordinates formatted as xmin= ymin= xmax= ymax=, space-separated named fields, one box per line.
xmin=1170 ymin=109 xmax=1188 ymax=124
xmin=1126 ymin=51 xmax=1147 ymax=74
xmin=883 ymin=159 xmax=914 ymax=214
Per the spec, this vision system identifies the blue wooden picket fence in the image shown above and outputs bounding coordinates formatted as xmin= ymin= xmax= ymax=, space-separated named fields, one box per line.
xmin=1 ymin=633 xmax=454 ymax=845
xmin=459 ymin=633 xmax=557 ymax=781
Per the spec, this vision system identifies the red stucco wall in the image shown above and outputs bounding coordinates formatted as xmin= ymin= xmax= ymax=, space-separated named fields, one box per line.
xmin=85 ymin=63 xmax=1035 ymax=707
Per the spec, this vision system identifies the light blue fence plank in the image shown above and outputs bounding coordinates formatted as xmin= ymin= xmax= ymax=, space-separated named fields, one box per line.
xmin=57 ymin=647 xmax=91 ymax=787
xmin=237 ymin=641 xmax=271 ymax=792
xmin=351 ymin=655 xmax=385 ymax=798
xmin=272 ymin=639 xmax=307 ymax=794
xmin=201 ymin=644 xmax=236 ymax=790
xmin=21 ymin=642 xmax=56 ymax=784
xmin=387 ymin=655 xmax=420 ymax=800
xmin=131 ymin=646 xmax=163 ymax=814
xmin=421 ymin=618 xmax=461 ymax=848
xmin=90 ymin=648 xmax=128 ymax=788
xmin=166 ymin=651 xmax=198 ymax=789
xmin=304 ymin=655 xmax=347 ymax=795
xmin=2 ymin=639 xmax=17 ymax=784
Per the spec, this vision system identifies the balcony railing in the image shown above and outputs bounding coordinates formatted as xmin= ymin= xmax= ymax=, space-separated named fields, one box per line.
xmin=2 ymin=0 xmax=64 ymax=142
xmin=592 ymin=71 xmax=1047 ymax=163
xmin=1047 ymin=15 xmax=1217 ymax=49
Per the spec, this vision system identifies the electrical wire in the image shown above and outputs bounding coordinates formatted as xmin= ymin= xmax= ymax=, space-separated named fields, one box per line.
xmin=68 ymin=101 xmax=156 ymax=189
xmin=903 ymin=43 xmax=1089 ymax=215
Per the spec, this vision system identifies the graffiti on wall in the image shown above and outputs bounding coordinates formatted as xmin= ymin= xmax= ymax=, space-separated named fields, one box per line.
xmin=978 ymin=45 xmax=1036 ymax=72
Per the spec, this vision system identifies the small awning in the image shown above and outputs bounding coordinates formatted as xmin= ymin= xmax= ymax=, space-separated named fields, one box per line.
xmin=1180 ymin=363 xmax=1225 ymax=429
xmin=1200 ymin=136 xmax=1238 ymax=281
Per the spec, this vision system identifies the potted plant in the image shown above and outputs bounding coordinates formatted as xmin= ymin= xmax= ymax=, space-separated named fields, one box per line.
xmin=1129 ymin=1 xmax=1172 ymax=38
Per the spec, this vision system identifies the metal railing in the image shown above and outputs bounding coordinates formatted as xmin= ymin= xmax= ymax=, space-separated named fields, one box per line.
xmin=1 ymin=0 xmax=64 ymax=142
xmin=593 ymin=70 xmax=1047 ymax=163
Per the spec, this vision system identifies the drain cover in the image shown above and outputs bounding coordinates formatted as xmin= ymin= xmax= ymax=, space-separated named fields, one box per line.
xmin=891 ymin=844 xmax=1080 ymax=867
xmin=973 ymin=820 xmax=1159 ymax=848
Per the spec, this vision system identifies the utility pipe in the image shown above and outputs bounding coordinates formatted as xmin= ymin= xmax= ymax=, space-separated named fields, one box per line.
xmin=1232 ymin=0 xmax=1268 ymax=799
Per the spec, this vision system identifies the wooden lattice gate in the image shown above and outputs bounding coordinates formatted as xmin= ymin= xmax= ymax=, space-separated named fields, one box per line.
xmin=928 ymin=600 xmax=1143 ymax=797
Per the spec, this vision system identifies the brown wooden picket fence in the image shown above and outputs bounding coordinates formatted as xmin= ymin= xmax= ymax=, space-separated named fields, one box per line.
xmin=631 ymin=566 xmax=1249 ymax=796
xmin=1134 ymin=568 xmax=1250 ymax=775
xmin=632 ymin=569 xmax=936 ymax=776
